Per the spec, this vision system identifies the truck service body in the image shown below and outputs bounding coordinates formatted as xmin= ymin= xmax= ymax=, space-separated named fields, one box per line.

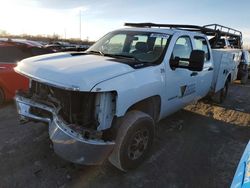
xmin=14 ymin=23 xmax=242 ymax=171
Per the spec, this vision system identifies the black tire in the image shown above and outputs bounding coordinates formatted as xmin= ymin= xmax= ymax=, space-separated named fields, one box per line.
xmin=0 ymin=88 xmax=4 ymax=106
xmin=109 ymin=111 xmax=155 ymax=171
xmin=241 ymin=72 xmax=248 ymax=84
xmin=219 ymin=79 xmax=229 ymax=103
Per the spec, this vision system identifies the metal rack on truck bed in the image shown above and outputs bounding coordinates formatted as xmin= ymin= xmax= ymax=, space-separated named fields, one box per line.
xmin=124 ymin=23 xmax=242 ymax=49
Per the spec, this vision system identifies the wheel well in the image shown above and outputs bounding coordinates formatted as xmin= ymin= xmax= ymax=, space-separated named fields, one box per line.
xmin=126 ymin=96 xmax=161 ymax=122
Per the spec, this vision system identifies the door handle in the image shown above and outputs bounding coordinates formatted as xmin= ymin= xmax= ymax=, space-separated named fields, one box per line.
xmin=208 ymin=67 xmax=213 ymax=71
xmin=190 ymin=72 xmax=198 ymax=76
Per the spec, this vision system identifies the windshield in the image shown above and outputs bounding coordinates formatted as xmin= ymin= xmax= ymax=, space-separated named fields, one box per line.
xmin=87 ymin=30 xmax=170 ymax=64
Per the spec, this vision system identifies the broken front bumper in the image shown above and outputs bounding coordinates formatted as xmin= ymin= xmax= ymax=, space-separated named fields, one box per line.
xmin=15 ymin=95 xmax=115 ymax=165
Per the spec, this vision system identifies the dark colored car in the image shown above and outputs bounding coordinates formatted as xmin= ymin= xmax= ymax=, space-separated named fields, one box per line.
xmin=44 ymin=42 xmax=90 ymax=52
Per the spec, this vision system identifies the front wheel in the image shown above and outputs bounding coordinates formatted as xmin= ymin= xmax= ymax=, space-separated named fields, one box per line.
xmin=109 ymin=111 xmax=155 ymax=171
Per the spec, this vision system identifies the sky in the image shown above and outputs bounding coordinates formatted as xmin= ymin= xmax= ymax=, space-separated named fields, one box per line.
xmin=0 ymin=0 xmax=250 ymax=46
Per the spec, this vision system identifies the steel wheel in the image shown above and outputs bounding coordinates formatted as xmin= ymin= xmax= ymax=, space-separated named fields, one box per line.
xmin=108 ymin=110 xmax=155 ymax=171
xmin=127 ymin=128 xmax=149 ymax=160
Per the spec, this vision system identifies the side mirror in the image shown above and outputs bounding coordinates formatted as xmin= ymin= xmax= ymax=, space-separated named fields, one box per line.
xmin=169 ymin=56 xmax=180 ymax=69
xmin=189 ymin=50 xmax=205 ymax=71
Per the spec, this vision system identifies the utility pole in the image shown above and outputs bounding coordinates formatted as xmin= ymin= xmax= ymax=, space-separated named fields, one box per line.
xmin=79 ymin=10 xmax=82 ymax=40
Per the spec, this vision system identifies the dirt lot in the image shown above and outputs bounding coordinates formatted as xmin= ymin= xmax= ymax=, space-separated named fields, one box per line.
xmin=0 ymin=81 xmax=249 ymax=188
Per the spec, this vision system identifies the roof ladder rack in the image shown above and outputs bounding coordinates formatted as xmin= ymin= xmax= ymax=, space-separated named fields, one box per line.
xmin=124 ymin=22 xmax=242 ymax=48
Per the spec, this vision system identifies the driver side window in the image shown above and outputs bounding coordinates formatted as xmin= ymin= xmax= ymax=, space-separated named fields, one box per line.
xmin=171 ymin=36 xmax=193 ymax=67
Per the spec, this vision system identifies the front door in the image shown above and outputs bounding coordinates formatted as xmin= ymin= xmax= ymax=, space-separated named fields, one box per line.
xmin=164 ymin=35 xmax=198 ymax=115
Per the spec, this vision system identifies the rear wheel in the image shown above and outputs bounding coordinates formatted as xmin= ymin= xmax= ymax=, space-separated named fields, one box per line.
xmin=0 ymin=88 xmax=5 ymax=106
xmin=109 ymin=111 xmax=155 ymax=171
xmin=241 ymin=72 xmax=248 ymax=84
xmin=219 ymin=79 xmax=229 ymax=103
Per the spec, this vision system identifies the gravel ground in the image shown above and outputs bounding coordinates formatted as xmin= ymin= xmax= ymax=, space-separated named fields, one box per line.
xmin=0 ymin=81 xmax=249 ymax=188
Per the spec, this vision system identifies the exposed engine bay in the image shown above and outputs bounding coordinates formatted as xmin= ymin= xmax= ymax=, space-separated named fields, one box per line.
xmin=17 ymin=80 xmax=116 ymax=141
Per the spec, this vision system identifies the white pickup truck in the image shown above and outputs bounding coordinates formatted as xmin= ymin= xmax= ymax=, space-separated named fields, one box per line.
xmin=15 ymin=23 xmax=242 ymax=171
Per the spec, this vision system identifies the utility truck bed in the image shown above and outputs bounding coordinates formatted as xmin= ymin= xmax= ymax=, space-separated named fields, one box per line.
xmin=211 ymin=49 xmax=241 ymax=93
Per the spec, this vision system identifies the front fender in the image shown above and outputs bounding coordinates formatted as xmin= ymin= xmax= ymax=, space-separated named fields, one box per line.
xmin=91 ymin=65 xmax=165 ymax=117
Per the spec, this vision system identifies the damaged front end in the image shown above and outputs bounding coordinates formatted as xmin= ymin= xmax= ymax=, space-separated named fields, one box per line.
xmin=15 ymin=80 xmax=116 ymax=165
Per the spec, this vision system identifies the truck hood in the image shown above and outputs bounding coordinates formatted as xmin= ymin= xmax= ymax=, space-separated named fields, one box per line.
xmin=15 ymin=52 xmax=135 ymax=91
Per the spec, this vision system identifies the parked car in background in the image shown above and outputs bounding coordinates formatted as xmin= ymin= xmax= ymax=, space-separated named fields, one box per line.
xmin=0 ymin=40 xmax=53 ymax=105
xmin=44 ymin=42 xmax=90 ymax=52
xmin=237 ymin=50 xmax=250 ymax=84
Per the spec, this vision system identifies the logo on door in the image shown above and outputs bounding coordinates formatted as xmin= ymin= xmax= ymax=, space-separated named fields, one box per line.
xmin=180 ymin=83 xmax=196 ymax=97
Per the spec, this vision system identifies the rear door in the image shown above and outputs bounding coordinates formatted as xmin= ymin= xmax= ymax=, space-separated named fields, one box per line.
xmin=192 ymin=36 xmax=213 ymax=98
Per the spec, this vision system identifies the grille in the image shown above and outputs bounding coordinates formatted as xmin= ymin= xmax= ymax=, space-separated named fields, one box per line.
xmin=30 ymin=80 xmax=97 ymax=128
